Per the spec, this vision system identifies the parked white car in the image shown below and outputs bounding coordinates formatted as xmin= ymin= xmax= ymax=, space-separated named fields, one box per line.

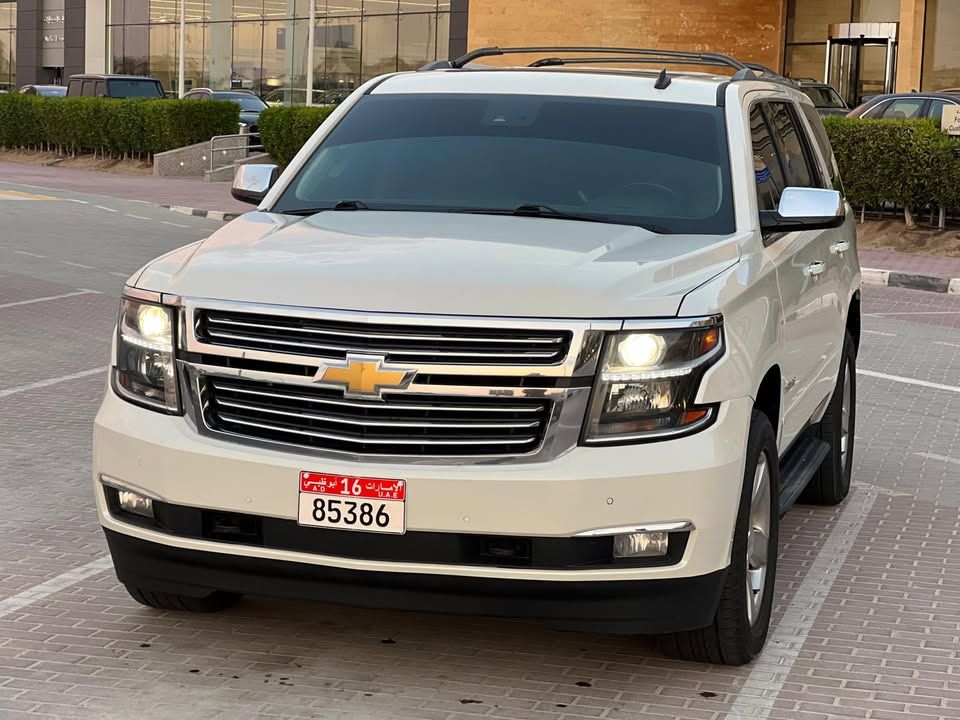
xmin=94 ymin=47 xmax=860 ymax=666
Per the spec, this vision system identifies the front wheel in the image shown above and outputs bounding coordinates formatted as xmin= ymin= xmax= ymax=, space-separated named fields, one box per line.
xmin=126 ymin=586 xmax=240 ymax=613
xmin=660 ymin=410 xmax=779 ymax=665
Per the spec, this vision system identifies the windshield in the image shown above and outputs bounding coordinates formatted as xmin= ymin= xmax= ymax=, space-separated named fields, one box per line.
xmin=108 ymin=79 xmax=164 ymax=98
xmin=222 ymin=94 xmax=267 ymax=111
xmin=801 ymin=86 xmax=846 ymax=109
xmin=274 ymin=93 xmax=735 ymax=235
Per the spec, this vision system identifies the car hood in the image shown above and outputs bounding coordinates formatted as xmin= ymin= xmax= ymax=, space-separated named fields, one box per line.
xmin=135 ymin=212 xmax=741 ymax=319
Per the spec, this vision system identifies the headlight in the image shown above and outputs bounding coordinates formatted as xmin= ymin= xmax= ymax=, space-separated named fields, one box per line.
xmin=112 ymin=296 xmax=180 ymax=413
xmin=583 ymin=319 xmax=723 ymax=443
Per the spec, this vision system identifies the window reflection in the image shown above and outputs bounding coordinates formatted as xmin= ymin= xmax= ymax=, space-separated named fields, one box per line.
xmin=108 ymin=0 xmax=450 ymax=101
xmin=923 ymin=0 xmax=960 ymax=90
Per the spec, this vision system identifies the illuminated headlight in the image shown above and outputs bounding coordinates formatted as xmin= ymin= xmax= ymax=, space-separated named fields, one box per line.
xmin=112 ymin=297 xmax=180 ymax=413
xmin=584 ymin=320 xmax=723 ymax=443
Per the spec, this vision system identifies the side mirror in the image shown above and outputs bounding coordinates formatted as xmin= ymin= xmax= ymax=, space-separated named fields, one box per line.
xmin=760 ymin=187 xmax=845 ymax=232
xmin=231 ymin=164 xmax=279 ymax=205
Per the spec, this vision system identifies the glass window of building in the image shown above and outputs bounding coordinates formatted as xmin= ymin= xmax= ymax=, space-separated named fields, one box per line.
xmin=107 ymin=0 xmax=451 ymax=102
xmin=923 ymin=0 xmax=960 ymax=90
xmin=0 ymin=1 xmax=15 ymax=92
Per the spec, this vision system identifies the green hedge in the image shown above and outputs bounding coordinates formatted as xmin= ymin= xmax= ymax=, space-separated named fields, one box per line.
xmin=824 ymin=116 xmax=960 ymax=217
xmin=258 ymin=105 xmax=335 ymax=167
xmin=0 ymin=94 xmax=240 ymax=158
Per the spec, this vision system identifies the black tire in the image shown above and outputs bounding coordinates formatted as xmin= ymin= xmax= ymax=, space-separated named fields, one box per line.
xmin=660 ymin=410 xmax=779 ymax=665
xmin=126 ymin=585 xmax=240 ymax=613
xmin=800 ymin=330 xmax=856 ymax=506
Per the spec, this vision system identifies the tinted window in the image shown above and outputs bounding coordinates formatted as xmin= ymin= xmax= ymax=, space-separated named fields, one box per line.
xmin=276 ymin=94 xmax=735 ymax=235
xmin=750 ymin=106 xmax=786 ymax=212
xmin=216 ymin=93 xmax=267 ymax=110
xmin=767 ymin=103 xmax=816 ymax=188
xmin=880 ymin=98 xmax=926 ymax=119
xmin=800 ymin=86 xmax=846 ymax=109
xmin=95 ymin=81 xmax=106 ymax=97
xmin=927 ymin=99 xmax=957 ymax=120
xmin=108 ymin=79 xmax=164 ymax=98
xmin=67 ymin=79 xmax=82 ymax=96
xmin=81 ymin=80 xmax=96 ymax=97
xmin=862 ymin=99 xmax=891 ymax=118
xmin=800 ymin=103 xmax=838 ymax=188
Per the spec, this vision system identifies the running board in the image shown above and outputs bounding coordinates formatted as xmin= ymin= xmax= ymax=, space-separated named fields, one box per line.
xmin=778 ymin=436 xmax=830 ymax=515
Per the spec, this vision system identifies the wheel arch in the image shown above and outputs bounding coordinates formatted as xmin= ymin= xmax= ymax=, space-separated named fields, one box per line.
xmin=754 ymin=365 xmax=782 ymax=438
xmin=847 ymin=289 xmax=861 ymax=351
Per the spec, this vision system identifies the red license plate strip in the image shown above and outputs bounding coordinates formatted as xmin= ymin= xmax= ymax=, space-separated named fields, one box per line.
xmin=299 ymin=472 xmax=406 ymax=500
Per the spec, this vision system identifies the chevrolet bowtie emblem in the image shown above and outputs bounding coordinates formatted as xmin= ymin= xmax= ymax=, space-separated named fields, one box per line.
xmin=313 ymin=355 xmax=416 ymax=399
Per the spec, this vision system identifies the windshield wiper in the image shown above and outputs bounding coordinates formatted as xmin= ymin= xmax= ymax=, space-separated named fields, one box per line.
xmin=332 ymin=200 xmax=369 ymax=210
xmin=449 ymin=204 xmax=670 ymax=232
xmin=283 ymin=200 xmax=369 ymax=216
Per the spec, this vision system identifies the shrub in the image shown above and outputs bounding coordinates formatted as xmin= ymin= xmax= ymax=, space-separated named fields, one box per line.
xmin=259 ymin=105 xmax=335 ymax=167
xmin=823 ymin=116 xmax=960 ymax=218
xmin=0 ymin=94 xmax=240 ymax=158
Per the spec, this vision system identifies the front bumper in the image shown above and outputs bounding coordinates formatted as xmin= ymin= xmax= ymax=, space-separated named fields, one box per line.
xmin=105 ymin=528 xmax=727 ymax=633
xmin=94 ymin=387 xmax=750 ymax=583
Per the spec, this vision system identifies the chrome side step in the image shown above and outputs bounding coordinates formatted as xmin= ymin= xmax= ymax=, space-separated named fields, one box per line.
xmin=778 ymin=435 xmax=830 ymax=515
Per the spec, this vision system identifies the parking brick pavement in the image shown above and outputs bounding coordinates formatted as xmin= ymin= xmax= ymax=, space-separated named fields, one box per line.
xmin=4 ymin=253 xmax=960 ymax=718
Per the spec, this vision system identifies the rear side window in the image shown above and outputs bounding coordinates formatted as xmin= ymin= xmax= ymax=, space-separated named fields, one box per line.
xmin=766 ymin=103 xmax=816 ymax=189
xmin=107 ymin=79 xmax=164 ymax=98
xmin=879 ymin=98 xmax=925 ymax=119
xmin=749 ymin=106 xmax=786 ymax=212
xmin=927 ymin=99 xmax=955 ymax=120
xmin=67 ymin=79 xmax=81 ymax=96
xmin=81 ymin=80 xmax=96 ymax=97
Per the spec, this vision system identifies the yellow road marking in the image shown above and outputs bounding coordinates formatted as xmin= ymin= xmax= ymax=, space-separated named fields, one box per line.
xmin=0 ymin=189 xmax=58 ymax=201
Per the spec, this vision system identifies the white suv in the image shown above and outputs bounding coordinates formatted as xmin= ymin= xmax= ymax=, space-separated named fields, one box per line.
xmin=94 ymin=47 xmax=860 ymax=666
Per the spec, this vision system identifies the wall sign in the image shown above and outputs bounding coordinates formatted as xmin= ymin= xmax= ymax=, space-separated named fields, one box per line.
xmin=41 ymin=0 xmax=65 ymax=68
xmin=942 ymin=105 xmax=960 ymax=136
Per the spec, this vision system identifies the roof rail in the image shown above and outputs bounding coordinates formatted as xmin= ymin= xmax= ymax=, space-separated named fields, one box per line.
xmin=449 ymin=46 xmax=752 ymax=72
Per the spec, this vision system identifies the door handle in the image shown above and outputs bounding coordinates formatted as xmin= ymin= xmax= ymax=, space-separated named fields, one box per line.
xmin=804 ymin=261 xmax=826 ymax=277
xmin=830 ymin=240 xmax=851 ymax=255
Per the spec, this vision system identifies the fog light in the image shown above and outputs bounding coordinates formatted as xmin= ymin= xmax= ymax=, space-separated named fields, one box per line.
xmin=613 ymin=531 xmax=669 ymax=558
xmin=118 ymin=489 xmax=154 ymax=518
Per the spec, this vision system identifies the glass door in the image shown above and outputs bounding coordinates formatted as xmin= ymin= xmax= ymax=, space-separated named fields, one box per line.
xmin=825 ymin=22 xmax=898 ymax=106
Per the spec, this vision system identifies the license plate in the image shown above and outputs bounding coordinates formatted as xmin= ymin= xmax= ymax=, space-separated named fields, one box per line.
xmin=297 ymin=471 xmax=406 ymax=534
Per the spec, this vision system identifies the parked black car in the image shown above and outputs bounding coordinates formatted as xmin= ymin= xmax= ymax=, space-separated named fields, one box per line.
xmin=847 ymin=91 xmax=960 ymax=120
xmin=66 ymin=74 xmax=165 ymax=99
xmin=18 ymin=84 xmax=67 ymax=97
xmin=796 ymin=81 xmax=848 ymax=116
xmin=182 ymin=88 xmax=268 ymax=133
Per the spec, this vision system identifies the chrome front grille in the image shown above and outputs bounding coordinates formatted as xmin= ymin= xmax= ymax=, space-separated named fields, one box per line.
xmin=201 ymin=377 xmax=552 ymax=456
xmin=195 ymin=309 xmax=572 ymax=366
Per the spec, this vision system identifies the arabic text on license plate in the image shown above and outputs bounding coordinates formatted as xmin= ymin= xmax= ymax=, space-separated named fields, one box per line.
xmin=297 ymin=472 xmax=405 ymax=534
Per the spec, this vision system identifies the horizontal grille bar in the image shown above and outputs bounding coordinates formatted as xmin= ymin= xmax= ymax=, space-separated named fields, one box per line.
xmin=216 ymin=399 xmax=541 ymax=430
xmin=202 ymin=377 xmax=551 ymax=456
xmin=195 ymin=310 xmax=572 ymax=366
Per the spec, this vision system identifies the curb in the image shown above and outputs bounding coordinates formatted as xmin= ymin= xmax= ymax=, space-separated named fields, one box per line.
xmin=166 ymin=205 xmax=242 ymax=222
xmin=862 ymin=267 xmax=960 ymax=295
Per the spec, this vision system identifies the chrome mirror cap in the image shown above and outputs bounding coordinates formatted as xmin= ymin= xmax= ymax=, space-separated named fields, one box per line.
xmin=231 ymin=164 xmax=279 ymax=205
xmin=761 ymin=187 xmax=845 ymax=232
xmin=777 ymin=187 xmax=843 ymax=220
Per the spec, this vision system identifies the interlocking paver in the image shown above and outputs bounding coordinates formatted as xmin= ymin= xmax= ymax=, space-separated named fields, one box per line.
xmin=5 ymin=196 xmax=960 ymax=719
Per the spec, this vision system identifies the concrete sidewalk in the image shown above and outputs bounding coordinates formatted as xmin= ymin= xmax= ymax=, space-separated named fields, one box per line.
xmin=0 ymin=161 xmax=250 ymax=214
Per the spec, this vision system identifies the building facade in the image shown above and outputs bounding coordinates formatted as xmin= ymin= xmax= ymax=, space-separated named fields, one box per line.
xmin=3 ymin=0 xmax=958 ymax=100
